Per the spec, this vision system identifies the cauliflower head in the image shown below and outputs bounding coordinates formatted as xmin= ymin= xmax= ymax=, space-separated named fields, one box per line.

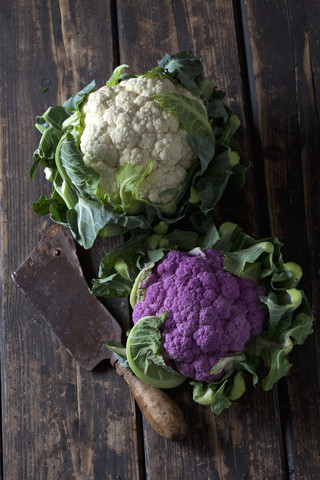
xmin=132 ymin=249 xmax=268 ymax=382
xmin=80 ymin=76 xmax=204 ymax=205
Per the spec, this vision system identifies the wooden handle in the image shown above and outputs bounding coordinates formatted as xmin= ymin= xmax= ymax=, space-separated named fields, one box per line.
xmin=112 ymin=359 xmax=188 ymax=441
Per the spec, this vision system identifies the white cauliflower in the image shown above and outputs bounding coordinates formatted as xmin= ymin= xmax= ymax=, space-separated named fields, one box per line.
xmin=80 ymin=76 xmax=204 ymax=205
xmin=32 ymin=51 xmax=242 ymax=249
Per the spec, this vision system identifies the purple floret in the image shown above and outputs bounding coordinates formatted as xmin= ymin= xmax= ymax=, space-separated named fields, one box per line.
xmin=132 ymin=249 xmax=268 ymax=382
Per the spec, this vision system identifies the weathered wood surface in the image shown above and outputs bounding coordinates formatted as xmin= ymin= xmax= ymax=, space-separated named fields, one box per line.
xmin=1 ymin=2 xmax=141 ymax=480
xmin=242 ymin=2 xmax=320 ymax=478
xmin=0 ymin=1 xmax=319 ymax=479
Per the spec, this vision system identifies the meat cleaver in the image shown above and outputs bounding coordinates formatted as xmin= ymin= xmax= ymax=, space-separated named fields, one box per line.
xmin=12 ymin=223 xmax=187 ymax=441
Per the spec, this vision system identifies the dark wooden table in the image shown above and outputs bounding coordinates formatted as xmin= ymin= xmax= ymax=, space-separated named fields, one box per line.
xmin=1 ymin=1 xmax=319 ymax=479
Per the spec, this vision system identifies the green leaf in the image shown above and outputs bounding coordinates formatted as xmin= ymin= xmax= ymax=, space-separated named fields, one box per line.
xmin=32 ymin=190 xmax=66 ymax=218
xmin=114 ymin=161 xmax=154 ymax=214
xmin=198 ymin=78 xmax=215 ymax=101
xmin=207 ymin=379 xmax=232 ymax=416
xmin=32 ymin=194 xmax=52 ymax=216
xmin=141 ymin=66 xmax=165 ymax=81
xmin=195 ymin=170 xmax=232 ymax=214
xmin=63 ymin=80 xmax=96 ymax=114
xmin=208 ymin=146 xmax=240 ymax=176
xmin=147 ymin=248 xmax=166 ymax=264
xmin=214 ymin=221 xmax=256 ymax=253
xmin=205 ymin=89 xmax=229 ymax=122
xmin=114 ymin=258 xmax=131 ymax=281
xmin=186 ymin=135 xmax=239 ymax=215
xmin=200 ymin=223 xmax=220 ymax=249
xmin=130 ymin=261 xmax=154 ymax=308
xmin=67 ymin=198 xmax=110 ymax=248
xmin=106 ymin=340 xmax=132 ymax=372
xmin=152 ymin=221 xmax=168 ymax=235
xmin=189 ymin=186 xmax=200 ymax=204
xmin=229 ymin=158 xmax=251 ymax=187
xmin=98 ymin=233 xmax=148 ymax=279
xmin=106 ymin=65 xmax=129 ymax=86
xmin=261 ymin=289 xmax=302 ymax=332
xmin=238 ymin=357 xmax=259 ymax=386
xmin=261 ymin=308 xmax=314 ymax=391
xmin=126 ymin=313 xmax=186 ymax=389
xmin=98 ymin=223 xmax=131 ymax=237
xmin=213 ymin=222 xmax=240 ymax=251
xmin=58 ymin=134 xmax=100 ymax=199
xmin=42 ymin=105 xmax=70 ymax=131
xmin=290 ymin=312 xmax=314 ymax=344
xmin=271 ymin=262 xmax=303 ymax=290
xmin=49 ymin=197 xmax=68 ymax=224
xmin=54 ymin=134 xmax=79 ymax=209
xmin=158 ymin=50 xmax=204 ymax=96
xmin=228 ymin=372 xmax=246 ymax=401
xmin=210 ymin=354 xmax=246 ymax=375
xmin=36 ymin=125 xmax=61 ymax=159
xmin=30 ymin=106 xmax=70 ymax=178
xmin=191 ymin=370 xmax=246 ymax=415
xmin=166 ymin=229 xmax=199 ymax=251
xmin=153 ymin=93 xmax=213 ymax=137
xmin=119 ymin=73 xmax=137 ymax=81
xmin=223 ymin=241 xmax=275 ymax=280
xmin=219 ymin=113 xmax=241 ymax=145
xmin=34 ymin=116 xmax=50 ymax=134
xmin=61 ymin=111 xmax=84 ymax=146
xmin=67 ymin=198 xmax=150 ymax=249
xmin=187 ymin=135 xmax=216 ymax=174
xmin=262 ymin=354 xmax=292 ymax=391
xmin=191 ymin=381 xmax=216 ymax=406
xmin=92 ymin=273 xmax=133 ymax=298
xmin=30 ymin=151 xmax=43 ymax=179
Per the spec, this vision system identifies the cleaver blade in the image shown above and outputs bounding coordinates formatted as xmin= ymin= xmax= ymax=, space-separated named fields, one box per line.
xmin=12 ymin=223 xmax=122 ymax=370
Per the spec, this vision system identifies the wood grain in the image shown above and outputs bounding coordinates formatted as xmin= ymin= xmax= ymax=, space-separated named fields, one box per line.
xmin=117 ymin=0 xmax=179 ymax=72
xmin=0 ymin=1 xmax=142 ymax=479
xmin=243 ymin=0 xmax=320 ymax=478
xmin=1 ymin=0 xmax=319 ymax=478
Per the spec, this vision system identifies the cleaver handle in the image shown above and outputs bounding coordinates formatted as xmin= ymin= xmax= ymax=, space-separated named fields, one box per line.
xmin=112 ymin=357 xmax=188 ymax=441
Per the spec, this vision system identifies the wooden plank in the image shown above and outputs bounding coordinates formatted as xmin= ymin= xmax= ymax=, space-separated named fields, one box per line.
xmin=116 ymin=1 xmax=286 ymax=479
xmin=174 ymin=0 xmax=267 ymax=238
xmin=117 ymin=0 xmax=179 ymax=72
xmin=0 ymin=1 xmax=143 ymax=478
xmin=281 ymin=1 xmax=320 ymax=478
xmin=2 ymin=0 xmax=318 ymax=478
xmin=242 ymin=0 xmax=320 ymax=478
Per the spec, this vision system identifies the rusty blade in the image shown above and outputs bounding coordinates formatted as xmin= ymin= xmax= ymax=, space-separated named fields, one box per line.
xmin=12 ymin=223 xmax=122 ymax=370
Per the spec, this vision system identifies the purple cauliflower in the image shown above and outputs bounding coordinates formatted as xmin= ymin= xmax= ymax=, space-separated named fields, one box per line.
xmin=132 ymin=249 xmax=268 ymax=382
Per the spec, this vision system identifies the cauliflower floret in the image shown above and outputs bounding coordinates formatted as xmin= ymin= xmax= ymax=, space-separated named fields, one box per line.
xmin=137 ymin=164 xmax=187 ymax=204
xmin=80 ymin=121 xmax=119 ymax=198
xmin=80 ymin=76 xmax=203 ymax=205
xmin=152 ymin=134 xmax=182 ymax=163
xmin=132 ymin=249 xmax=268 ymax=382
xmin=119 ymin=147 xmax=150 ymax=167
xmin=163 ymin=329 xmax=200 ymax=362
